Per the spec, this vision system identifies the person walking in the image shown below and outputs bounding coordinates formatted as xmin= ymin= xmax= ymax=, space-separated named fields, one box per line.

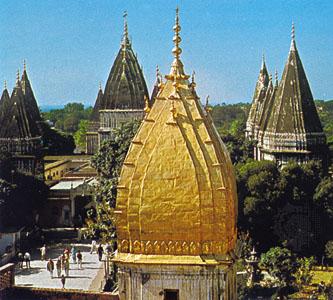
xmin=71 ymin=246 xmax=77 ymax=263
xmin=64 ymin=258 xmax=70 ymax=277
xmin=97 ymin=244 xmax=104 ymax=261
xmin=90 ymin=240 xmax=97 ymax=254
xmin=40 ymin=244 xmax=46 ymax=261
xmin=56 ymin=257 xmax=62 ymax=277
xmin=46 ymin=259 xmax=54 ymax=278
xmin=76 ymin=250 xmax=82 ymax=269
xmin=17 ymin=252 xmax=24 ymax=269
xmin=64 ymin=248 xmax=70 ymax=261
xmin=24 ymin=252 xmax=31 ymax=269
xmin=61 ymin=274 xmax=66 ymax=289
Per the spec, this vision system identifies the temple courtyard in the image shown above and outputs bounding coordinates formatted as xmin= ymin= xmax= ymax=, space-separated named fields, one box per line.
xmin=14 ymin=242 xmax=105 ymax=291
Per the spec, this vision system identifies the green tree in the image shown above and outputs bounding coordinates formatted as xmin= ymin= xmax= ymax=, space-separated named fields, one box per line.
xmin=0 ymin=179 xmax=15 ymax=229
xmin=42 ymin=102 xmax=93 ymax=135
xmin=0 ymin=151 xmax=13 ymax=181
xmin=314 ymin=177 xmax=333 ymax=219
xmin=0 ymin=174 xmax=48 ymax=230
xmin=325 ymin=241 xmax=333 ymax=263
xmin=91 ymin=120 xmax=140 ymax=179
xmin=74 ymin=120 xmax=89 ymax=150
xmin=236 ymin=160 xmax=282 ymax=251
xmin=40 ymin=122 xmax=76 ymax=155
xmin=87 ymin=120 xmax=140 ymax=242
xmin=260 ymin=247 xmax=298 ymax=288
xmin=280 ymin=161 xmax=323 ymax=205
xmin=294 ymin=256 xmax=316 ymax=289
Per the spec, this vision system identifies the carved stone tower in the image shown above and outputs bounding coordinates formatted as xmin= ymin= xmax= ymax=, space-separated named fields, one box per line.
xmin=247 ymin=24 xmax=327 ymax=166
xmin=86 ymin=14 xmax=149 ymax=154
xmin=113 ymin=9 xmax=238 ymax=300
xmin=0 ymin=65 xmax=43 ymax=175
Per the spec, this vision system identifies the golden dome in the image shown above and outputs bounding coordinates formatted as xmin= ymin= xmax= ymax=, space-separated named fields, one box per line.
xmin=115 ymin=9 xmax=237 ymax=257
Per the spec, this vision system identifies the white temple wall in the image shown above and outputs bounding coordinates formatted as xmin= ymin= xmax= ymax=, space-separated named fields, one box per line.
xmin=117 ymin=263 xmax=236 ymax=300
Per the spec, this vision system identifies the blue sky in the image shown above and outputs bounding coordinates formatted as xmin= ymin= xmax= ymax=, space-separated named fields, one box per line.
xmin=0 ymin=0 xmax=332 ymax=106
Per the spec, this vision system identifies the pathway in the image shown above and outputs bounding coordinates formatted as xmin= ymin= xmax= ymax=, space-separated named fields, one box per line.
xmin=14 ymin=242 xmax=104 ymax=291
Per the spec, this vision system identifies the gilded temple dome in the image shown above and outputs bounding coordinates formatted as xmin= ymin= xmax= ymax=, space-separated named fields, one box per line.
xmin=115 ymin=9 xmax=237 ymax=257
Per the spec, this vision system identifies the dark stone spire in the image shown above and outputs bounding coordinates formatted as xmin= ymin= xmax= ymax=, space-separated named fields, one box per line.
xmin=0 ymin=84 xmax=10 ymax=123
xmin=258 ymin=75 xmax=277 ymax=133
xmin=265 ymin=24 xmax=323 ymax=135
xmin=246 ymin=55 xmax=270 ymax=138
xmin=101 ymin=14 xmax=149 ymax=110
xmin=0 ymin=70 xmax=41 ymax=139
xmin=90 ymin=83 xmax=104 ymax=121
xmin=20 ymin=62 xmax=42 ymax=122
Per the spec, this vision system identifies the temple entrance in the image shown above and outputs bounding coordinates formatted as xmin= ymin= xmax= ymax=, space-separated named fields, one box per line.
xmin=164 ymin=290 xmax=179 ymax=300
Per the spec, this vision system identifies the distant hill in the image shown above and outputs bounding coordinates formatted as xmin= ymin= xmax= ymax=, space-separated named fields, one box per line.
xmin=40 ymin=105 xmax=65 ymax=112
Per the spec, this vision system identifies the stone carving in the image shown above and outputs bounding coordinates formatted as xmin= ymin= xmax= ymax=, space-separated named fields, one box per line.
xmin=120 ymin=240 xmax=129 ymax=252
xmin=132 ymin=240 xmax=141 ymax=254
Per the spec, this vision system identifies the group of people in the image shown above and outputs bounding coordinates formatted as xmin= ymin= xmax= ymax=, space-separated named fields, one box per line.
xmin=17 ymin=251 xmax=31 ymax=269
xmin=45 ymin=246 xmax=83 ymax=279
xmin=44 ymin=245 xmax=83 ymax=288
xmin=90 ymin=240 xmax=112 ymax=261
xmin=16 ymin=241 xmax=107 ymax=289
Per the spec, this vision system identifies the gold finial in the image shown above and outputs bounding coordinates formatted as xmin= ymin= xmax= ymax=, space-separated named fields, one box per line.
xmin=144 ymin=95 xmax=150 ymax=114
xmin=166 ymin=7 xmax=189 ymax=80
xmin=23 ymin=59 xmax=26 ymax=71
xmin=190 ymin=70 xmax=196 ymax=89
xmin=172 ymin=7 xmax=182 ymax=61
xmin=205 ymin=95 xmax=212 ymax=113
xmin=4 ymin=80 xmax=7 ymax=90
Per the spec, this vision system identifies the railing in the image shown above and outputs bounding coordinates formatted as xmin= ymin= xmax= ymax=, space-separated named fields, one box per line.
xmin=0 ymin=263 xmax=15 ymax=291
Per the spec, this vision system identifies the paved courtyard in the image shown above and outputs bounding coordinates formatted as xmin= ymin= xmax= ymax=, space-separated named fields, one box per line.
xmin=14 ymin=242 xmax=105 ymax=291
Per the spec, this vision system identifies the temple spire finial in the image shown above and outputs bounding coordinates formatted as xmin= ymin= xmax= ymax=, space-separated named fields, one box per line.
xmin=23 ymin=59 xmax=27 ymax=72
xmin=166 ymin=7 xmax=188 ymax=80
xmin=4 ymin=80 xmax=7 ymax=90
xmin=172 ymin=7 xmax=182 ymax=61
xmin=16 ymin=69 xmax=20 ymax=86
xmin=275 ymin=69 xmax=279 ymax=87
xmin=291 ymin=22 xmax=295 ymax=41
xmin=205 ymin=95 xmax=212 ymax=113
xmin=144 ymin=95 xmax=150 ymax=115
xmin=261 ymin=53 xmax=266 ymax=69
xmin=122 ymin=11 xmax=129 ymax=48
xmin=290 ymin=22 xmax=296 ymax=51
xmin=99 ymin=81 xmax=102 ymax=91
xmin=156 ymin=65 xmax=160 ymax=82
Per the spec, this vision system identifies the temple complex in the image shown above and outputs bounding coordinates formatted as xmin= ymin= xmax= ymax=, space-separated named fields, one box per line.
xmin=113 ymin=9 xmax=238 ymax=300
xmin=86 ymin=14 xmax=149 ymax=154
xmin=0 ymin=64 xmax=43 ymax=175
xmin=246 ymin=24 xmax=327 ymax=166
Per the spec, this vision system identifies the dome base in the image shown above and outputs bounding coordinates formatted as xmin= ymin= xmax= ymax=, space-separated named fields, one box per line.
xmin=116 ymin=257 xmax=237 ymax=300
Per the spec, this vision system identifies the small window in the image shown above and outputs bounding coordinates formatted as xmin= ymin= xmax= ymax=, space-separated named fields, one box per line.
xmin=164 ymin=289 xmax=179 ymax=300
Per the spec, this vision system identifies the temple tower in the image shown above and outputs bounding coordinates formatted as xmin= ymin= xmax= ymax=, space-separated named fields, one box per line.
xmin=247 ymin=24 xmax=327 ymax=166
xmin=245 ymin=55 xmax=269 ymax=140
xmin=0 ymin=65 xmax=43 ymax=175
xmin=86 ymin=13 xmax=149 ymax=154
xmin=113 ymin=9 xmax=238 ymax=300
